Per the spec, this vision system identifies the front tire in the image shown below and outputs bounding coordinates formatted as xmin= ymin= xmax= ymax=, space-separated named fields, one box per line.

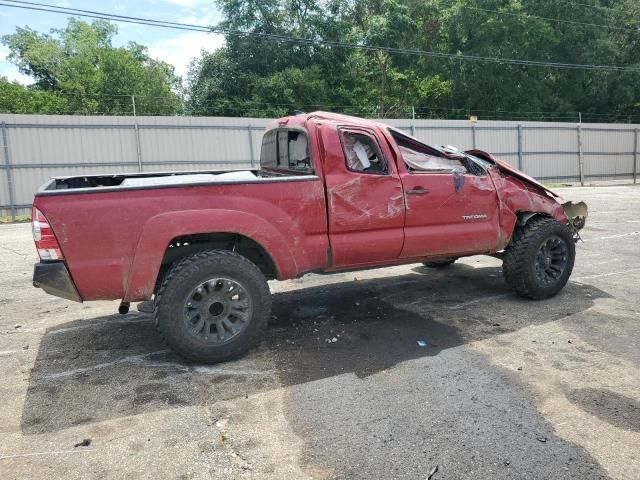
xmin=155 ymin=250 xmax=271 ymax=363
xmin=503 ymin=217 xmax=575 ymax=299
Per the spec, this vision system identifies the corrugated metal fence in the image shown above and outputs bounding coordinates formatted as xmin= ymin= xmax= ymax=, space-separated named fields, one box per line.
xmin=1 ymin=114 xmax=638 ymax=219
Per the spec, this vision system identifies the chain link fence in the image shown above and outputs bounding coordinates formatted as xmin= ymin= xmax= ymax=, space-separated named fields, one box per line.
xmin=1 ymin=114 xmax=638 ymax=219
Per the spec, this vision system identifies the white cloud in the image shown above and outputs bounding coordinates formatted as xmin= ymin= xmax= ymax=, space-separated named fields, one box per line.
xmin=161 ymin=0 xmax=210 ymax=7
xmin=0 ymin=62 xmax=33 ymax=85
xmin=178 ymin=13 xmax=218 ymax=26
xmin=147 ymin=31 xmax=224 ymax=78
xmin=175 ymin=3 xmax=221 ymax=28
xmin=0 ymin=45 xmax=32 ymax=84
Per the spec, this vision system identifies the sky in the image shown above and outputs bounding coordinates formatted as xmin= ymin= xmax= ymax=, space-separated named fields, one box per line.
xmin=0 ymin=0 xmax=225 ymax=84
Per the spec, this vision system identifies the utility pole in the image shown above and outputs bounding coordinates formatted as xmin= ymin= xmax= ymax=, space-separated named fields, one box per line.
xmin=577 ymin=112 xmax=585 ymax=186
xmin=633 ymin=127 xmax=638 ymax=184
xmin=1 ymin=121 xmax=16 ymax=221
xmin=517 ymin=124 xmax=523 ymax=171
xmin=411 ymin=106 xmax=416 ymax=137
xmin=132 ymin=95 xmax=143 ymax=173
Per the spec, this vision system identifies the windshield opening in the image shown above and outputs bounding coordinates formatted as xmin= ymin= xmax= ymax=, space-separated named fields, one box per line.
xmin=389 ymin=128 xmax=466 ymax=173
xmin=389 ymin=128 xmax=490 ymax=176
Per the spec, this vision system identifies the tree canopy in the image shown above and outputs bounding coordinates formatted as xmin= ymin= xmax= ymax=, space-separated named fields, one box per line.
xmin=186 ymin=0 xmax=640 ymax=121
xmin=1 ymin=19 xmax=181 ymax=115
xmin=2 ymin=1 xmax=640 ymax=122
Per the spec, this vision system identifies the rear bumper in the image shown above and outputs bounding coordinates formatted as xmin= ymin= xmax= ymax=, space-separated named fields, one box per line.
xmin=33 ymin=262 xmax=82 ymax=302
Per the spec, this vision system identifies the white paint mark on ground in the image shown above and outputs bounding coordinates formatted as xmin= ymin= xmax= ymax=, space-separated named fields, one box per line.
xmin=192 ymin=366 xmax=275 ymax=376
xmin=575 ymin=268 xmax=640 ymax=281
xmin=0 ymin=350 xmax=24 ymax=356
xmin=119 ymin=359 xmax=274 ymax=377
xmin=37 ymin=350 xmax=273 ymax=381
xmin=0 ymin=449 xmax=95 ymax=461
xmin=589 ymin=231 xmax=640 ymax=241
xmin=1 ymin=328 xmax=44 ymax=335
xmin=48 ymin=317 xmax=152 ymax=335
xmin=587 ymin=258 xmax=620 ymax=266
xmin=39 ymin=350 xmax=171 ymax=380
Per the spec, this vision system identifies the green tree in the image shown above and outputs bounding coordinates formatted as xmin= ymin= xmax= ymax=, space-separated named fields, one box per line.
xmin=187 ymin=0 xmax=451 ymax=117
xmin=0 ymin=77 xmax=69 ymax=114
xmin=186 ymin=0 xmax=640 ymax=121
xmin=2 ymin=19 xmax=182 ymax=115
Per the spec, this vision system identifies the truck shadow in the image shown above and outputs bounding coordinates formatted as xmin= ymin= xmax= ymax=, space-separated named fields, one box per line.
xmin=21 ymin=264 xmax=609 ymax=434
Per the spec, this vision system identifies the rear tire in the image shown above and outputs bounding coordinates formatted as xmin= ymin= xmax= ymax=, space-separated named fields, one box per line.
xmin=423 ymin=258 xmax=456 ymax=268
xmin=155 ymin=250 xmax=271 ymax=363
xmin=503 ymin=217 xmax=575 ymax=299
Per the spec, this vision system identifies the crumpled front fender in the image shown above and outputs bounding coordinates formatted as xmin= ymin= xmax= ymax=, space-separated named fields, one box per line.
xmin=562 ymin=201 xmax=588 ymax=231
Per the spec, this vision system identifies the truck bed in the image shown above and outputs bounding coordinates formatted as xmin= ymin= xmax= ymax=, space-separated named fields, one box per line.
xmin=37 ymin=169 xmax=314 ymax=195
xmin=33 ymin=168 xmax=329 ymax=302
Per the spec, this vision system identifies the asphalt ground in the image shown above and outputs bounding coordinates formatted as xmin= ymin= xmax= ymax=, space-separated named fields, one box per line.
xmin=0 ymin=184 xmax=639 ymax=479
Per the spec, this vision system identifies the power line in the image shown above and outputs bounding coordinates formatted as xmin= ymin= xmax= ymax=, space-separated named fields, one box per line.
xmin=4 ymin=0 xmax=214 ymax=32
xmin=3 ymin=90 xmax=639 ymax=121
xmin=0 ymin=1 xmax=212 ymax=33
xmin=463 ymin=4 xmax=638 ymax=33
xmin=2 ymin=88 xmax=634 ymax=118
xmin=3 ymin=98 xmax=638 ymax=121
xmin=555 ymin=0 xmax=619 ymax=14
xmin=2 ymin=0 xmax=640 ymax=73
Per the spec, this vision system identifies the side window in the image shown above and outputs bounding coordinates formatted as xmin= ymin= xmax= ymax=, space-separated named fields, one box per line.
xmin=260 ymin=129 xmax=312 ymax=173
xmin=340 ymin=130 xmax=387 ymax=174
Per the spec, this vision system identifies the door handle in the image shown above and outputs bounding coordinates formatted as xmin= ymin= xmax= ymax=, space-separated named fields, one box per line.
xmin=407 ymin=187 xmax=430 ymax=195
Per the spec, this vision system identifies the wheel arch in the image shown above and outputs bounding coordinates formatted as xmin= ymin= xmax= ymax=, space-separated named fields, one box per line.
xmin=123 ymin=209 xmax=297 ymax=302
xmin=153 ymin=232 xmax=279 ymax=292
xmin=517 ymin=211 xmax=552 ymax=227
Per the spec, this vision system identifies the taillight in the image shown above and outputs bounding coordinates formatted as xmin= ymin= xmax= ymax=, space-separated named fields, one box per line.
xmin=32 ymin=206 xmax=63 ymax=260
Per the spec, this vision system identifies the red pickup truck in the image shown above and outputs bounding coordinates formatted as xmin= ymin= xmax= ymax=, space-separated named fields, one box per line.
xmin=32 ymin=111 xmax=587 ymax=363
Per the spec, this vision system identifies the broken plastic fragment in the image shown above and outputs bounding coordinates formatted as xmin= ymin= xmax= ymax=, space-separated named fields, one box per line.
xmin=562 ymin=201 xmax=588 ymax=231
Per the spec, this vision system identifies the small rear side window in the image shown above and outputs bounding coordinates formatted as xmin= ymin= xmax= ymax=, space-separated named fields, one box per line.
xmin=340 ymin=130 xmax=387 ymax=174
xmin=260 ymin=129 xmax=312 ymax=173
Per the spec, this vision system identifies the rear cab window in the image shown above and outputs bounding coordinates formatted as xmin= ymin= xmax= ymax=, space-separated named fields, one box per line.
xmin=260 ymin=128 xmax=313 ymax=174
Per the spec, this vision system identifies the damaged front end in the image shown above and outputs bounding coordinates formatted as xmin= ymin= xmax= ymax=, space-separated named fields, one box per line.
xmin=464 ymin=148 xmax=588 ymax=240
xmin=562 ymin=201 xmax=588 ymax=234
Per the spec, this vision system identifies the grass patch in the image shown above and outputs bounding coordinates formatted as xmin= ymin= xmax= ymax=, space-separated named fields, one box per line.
xmin=0 ymin=215 xmax=31 ymax=224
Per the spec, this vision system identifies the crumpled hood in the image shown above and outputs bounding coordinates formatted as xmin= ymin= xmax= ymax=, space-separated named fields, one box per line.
xmin=467 ymin=149 xmax=588 ymax=233
xmin=465 ymin=149 xmax=561 ymax=198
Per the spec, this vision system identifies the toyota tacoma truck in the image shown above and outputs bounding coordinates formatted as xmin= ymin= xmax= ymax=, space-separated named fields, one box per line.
xmin=31 ymin=111 xmax=588 ymax=363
